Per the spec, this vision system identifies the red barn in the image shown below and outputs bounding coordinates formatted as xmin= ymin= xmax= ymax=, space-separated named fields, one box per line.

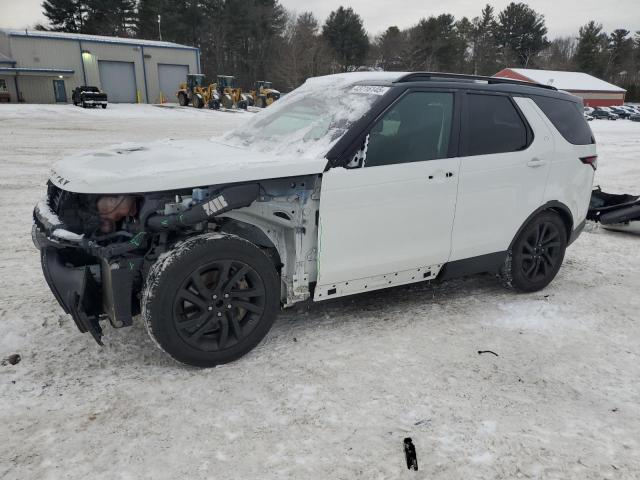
xmin=494 ymin=68 xmax=626 ymax=107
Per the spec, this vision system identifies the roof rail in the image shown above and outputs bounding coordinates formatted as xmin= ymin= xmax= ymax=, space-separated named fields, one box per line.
xmin=395 ymin=72 xmax=557 ymax=91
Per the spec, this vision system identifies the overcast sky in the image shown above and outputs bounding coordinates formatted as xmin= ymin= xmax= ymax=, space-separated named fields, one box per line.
xmin=1 ymin=0 xmax=639 ymax=38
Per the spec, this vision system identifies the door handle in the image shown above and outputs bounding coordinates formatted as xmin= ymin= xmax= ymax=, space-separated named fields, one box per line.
xmin=427 ymin=171 xmax=455 ymax=181
xmin=527 ymin=158 xmax=546 ymax=168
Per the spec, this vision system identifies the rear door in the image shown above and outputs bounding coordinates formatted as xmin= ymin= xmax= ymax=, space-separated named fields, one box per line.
xmin=450 ymin=93 xmax=554 ymax=262
xmin=315 ymin=90 xmax=461 ymax=300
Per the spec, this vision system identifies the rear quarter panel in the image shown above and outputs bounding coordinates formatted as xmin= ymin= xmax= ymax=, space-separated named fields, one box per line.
xmin=531 ymin=101 xmax=596 ymax=228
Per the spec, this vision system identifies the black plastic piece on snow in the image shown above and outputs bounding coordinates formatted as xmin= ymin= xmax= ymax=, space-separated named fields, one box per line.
xmin=404 ymin=437 xmax=418 ymax=471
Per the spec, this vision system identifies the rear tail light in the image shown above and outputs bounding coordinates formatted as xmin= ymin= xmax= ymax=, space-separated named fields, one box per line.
xmin=580 ymin=155 xmax=598 ymax=170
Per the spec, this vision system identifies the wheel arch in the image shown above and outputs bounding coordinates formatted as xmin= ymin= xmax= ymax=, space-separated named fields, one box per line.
xmin=509 ymin=201 xmax=574 ymax=249
xmin=217 ymin=218 xmax=282 ymax=270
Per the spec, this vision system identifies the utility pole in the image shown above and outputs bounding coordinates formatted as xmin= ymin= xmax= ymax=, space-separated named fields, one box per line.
xmin=158 ymin=15 xmax=162 ymax=41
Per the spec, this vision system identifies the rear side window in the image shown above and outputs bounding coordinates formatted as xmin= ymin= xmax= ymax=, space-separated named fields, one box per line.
xmin=465 ymin=94 xmax=529 ymax=156
xmin=533 ymin=96 xmax=594 ymax=145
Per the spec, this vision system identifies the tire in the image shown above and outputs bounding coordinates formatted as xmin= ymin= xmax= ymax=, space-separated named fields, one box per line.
xmin=222 ymin=94 xmax=233 ymax=109
xmin=81 ymin=101 xmax=86 ymax=108
xmin=178 ymin=92 xmax=189 ymax=107
xmin=194 ymin=94 xmax=204 ymax=109
xmin=500 ymin=211 xmax=568 ymax=292
xmin=142 ymin=233 xmax=280 ymax=367
xmin=102 ymin=104 xmax=107 ymax=109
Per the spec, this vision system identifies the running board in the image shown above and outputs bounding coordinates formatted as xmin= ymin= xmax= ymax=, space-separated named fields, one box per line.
xmin=314 ymin=264 xmax=442 ymax=301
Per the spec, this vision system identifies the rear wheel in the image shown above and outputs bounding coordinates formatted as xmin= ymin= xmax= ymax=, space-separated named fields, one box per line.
xmin=500 ymin=212 xmax=567 ymax=292
xmin=178 ymin=92 xmax=189 ymax=106
xmin=222 ymin=93 xmax=233 ymax=109
xmin=101 ymin=104 xmax=107 ymax=109
xmin=142 ymin=233 xmax=280 ymax=367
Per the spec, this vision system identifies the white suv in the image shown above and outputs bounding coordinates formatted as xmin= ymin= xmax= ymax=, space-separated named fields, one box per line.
xmin=33 ymin=72 xmax=597 ymax=366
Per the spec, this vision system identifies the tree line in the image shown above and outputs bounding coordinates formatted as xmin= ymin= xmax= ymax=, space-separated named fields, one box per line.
xmin=39 ymin=0 xmax=640 ymax=99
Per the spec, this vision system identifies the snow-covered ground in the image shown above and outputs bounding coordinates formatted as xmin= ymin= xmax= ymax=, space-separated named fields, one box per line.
xmin=1 ymin=104 xmax=639 ymax=479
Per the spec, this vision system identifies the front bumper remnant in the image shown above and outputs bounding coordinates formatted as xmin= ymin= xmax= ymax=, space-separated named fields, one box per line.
xmin=33 ymin=200 xmax=144 ymax=345
xmin=41 ymin=248 xmax=104 ymax=344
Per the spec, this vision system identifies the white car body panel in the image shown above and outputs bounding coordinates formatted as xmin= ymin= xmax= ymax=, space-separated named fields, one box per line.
xmin=315 ymin=157 xmax=460 ymax=295
xmin=533 ymin=103 xmax=596 ymax=228
xmin=449 ymin=97 xmax=555 ymax=261
xmin=50 ymin=139 xmax=327 ymax=194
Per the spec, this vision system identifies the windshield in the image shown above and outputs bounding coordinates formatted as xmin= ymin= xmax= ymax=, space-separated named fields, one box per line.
xmin=222 ymin=80 xmax=389 ymax=160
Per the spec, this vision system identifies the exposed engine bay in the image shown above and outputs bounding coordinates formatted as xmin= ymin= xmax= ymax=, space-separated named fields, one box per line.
xmin=32 ymin=176 xmax=321 ymax=343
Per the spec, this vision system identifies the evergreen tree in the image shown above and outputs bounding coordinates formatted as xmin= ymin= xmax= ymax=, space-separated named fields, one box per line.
xmin=322 ymin=7 xmax=369 ymax=71
xmin=376 ymin=26 xmax=408 ymax=70
xmin=42 ymin=0 xmax=86 ymax=32
xmin=575 ymin=21 xmax=607 ymax=77
xmin=608 ymin=29 xmax=633 ymax=72
xmin=455 ymin=17 xmax=474 ymax=73
xmin=495 ymin=2 xmax=549 ymax=67
xmin=408 ymin=14 xmax=465 ymax=72
xmin=84 ymin=0 xmax=137 ymax=36
xmin=471 ymin=5 xmax=499 ymax=75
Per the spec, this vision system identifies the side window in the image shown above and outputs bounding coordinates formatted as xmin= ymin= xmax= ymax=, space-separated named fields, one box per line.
xmin=532 ymin=96 xmax=595 ymax=145
xmin=0 ymin=79 xmax=7 ymax=93
xmin=364 ymin=91 xmax=454 ymax=167
xmin=465 ymin=94 xmax=529 ymax=156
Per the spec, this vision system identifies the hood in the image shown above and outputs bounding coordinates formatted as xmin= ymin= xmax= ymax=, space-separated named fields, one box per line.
xmin=50 ymin=138 xmax=328 ymax=194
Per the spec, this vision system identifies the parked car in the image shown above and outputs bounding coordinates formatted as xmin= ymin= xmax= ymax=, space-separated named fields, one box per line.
xmin=631 ymin=112 xmax=640 ymax=122
xmin=584 ymin=106 xmax=594 ymax=116
xmin=585 ymin=114 xmax=594 ymax=121
xmin=72 ymin=86 xmax=108 ymax=109
xmin=592 ymin=107 xmax=618 ymax=120
xmin=610 ymin=106 xmax=631 ymax=119
xmin=33 ymin=72 xmax=597 ymax=367
xmin=624 ymin=105 xmax=640 ymax=115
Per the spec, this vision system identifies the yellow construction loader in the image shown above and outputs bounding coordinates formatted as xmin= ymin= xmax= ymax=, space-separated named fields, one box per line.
xmin=176 ymin=74 xmax=220 ymax=109
xmin=250 ymin=81 xmax=281 ymax=108
xmin=216 ymin=75 xmax=251 ymax=110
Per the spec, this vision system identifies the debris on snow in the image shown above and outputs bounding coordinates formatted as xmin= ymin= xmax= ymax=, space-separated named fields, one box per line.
xmin=2 ymin=354 xmax=21 ymax=366
xmin=478 ymin=350 xmax=499 ymax=357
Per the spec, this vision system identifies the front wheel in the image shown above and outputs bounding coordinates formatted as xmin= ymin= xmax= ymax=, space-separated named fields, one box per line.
xmin=500 ymin=211 xmax=567 ymax=292
xmin=142 ymin=233 xmax=280 ymax=367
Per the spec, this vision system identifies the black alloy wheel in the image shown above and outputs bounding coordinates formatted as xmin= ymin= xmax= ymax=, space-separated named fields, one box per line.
xmin=519 ymin=220 xmax=563 ymax=283
xmin=505 ymin=211 xmax=568 ymax=292
xmin=143 ymin=234 xmax=280 ymax=367
xmin=173 ymin=260 xmax=266 ymax=352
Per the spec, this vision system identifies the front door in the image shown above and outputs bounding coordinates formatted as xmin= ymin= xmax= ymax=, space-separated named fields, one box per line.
xmin=53 ymin=79 xmax=67 ymax=103
xmin=315 ymin=90 xmax=460 ymax=300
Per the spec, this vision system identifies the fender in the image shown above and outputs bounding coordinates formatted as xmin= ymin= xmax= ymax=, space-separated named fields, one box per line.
xmin=508 ymin=200 xmax=575 ymax=250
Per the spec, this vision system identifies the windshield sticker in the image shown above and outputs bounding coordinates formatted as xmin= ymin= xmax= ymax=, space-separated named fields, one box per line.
xmin=351 ymin=85 xmax=389 ymax=96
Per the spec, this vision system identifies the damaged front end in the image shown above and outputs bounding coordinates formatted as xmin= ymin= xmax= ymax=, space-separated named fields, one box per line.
xmin=33 ymin=181 xmax=260 ymax=344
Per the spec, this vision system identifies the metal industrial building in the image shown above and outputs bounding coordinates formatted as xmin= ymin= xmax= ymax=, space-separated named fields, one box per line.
xmin=494 ymin=68 xmax=626 ymax=107
xmin=0 ymin=29 xmax=200 ymax=104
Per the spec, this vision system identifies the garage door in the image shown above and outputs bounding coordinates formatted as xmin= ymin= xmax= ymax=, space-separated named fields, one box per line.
xmin=158 ymin=64 xmax=189 ymax=103
xmin=98 ymin=60 xmax=137 ymax=103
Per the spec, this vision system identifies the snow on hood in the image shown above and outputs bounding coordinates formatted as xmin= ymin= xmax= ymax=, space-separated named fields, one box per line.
xmin=50 ymin=72 xmax=402 ymax=194
xmin=50 ymin=138 xmax=328 ymax=194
